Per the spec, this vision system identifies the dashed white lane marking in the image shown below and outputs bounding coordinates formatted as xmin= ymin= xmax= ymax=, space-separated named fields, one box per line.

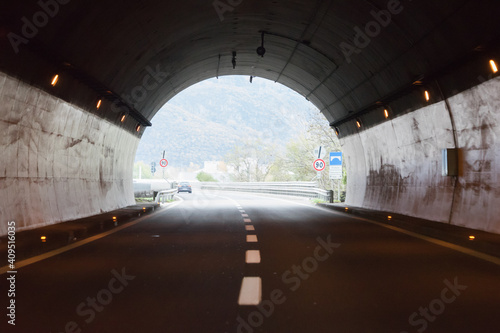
xmin=233 ymin=201 xmax=263 ymax=306
xmin=246 ymin=250 xmax=261 ymax=264
xmin=238 ymin=277 xmax=262 ymax=305
xmin=247 ymin=235 xmax=258 ymax=243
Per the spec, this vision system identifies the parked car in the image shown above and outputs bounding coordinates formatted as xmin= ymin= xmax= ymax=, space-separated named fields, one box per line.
xmin=177 ymin=182 xmax=192 ymax=193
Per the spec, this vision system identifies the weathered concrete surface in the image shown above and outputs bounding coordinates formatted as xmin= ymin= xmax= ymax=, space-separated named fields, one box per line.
xmin=451 ymin=77 xmax=500 ymax=232
xmin=0 ymin=73 xmax=138 ymax=236
xmin=343 ymin=77 xmax=500 ymax=233
xmin=0 ymin=0 xmax=499 ymax=236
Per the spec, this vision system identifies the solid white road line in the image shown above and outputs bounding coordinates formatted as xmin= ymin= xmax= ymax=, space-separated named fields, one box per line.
xmin=314 ymin=205 xmax=500 ymax=267
xmin=246 ymin=250 xmax=261 ymax=264
xmin=0 ymin=201 xmax=183 ymax=275
xmin=238 ymin=277 xmax=262 ymax=305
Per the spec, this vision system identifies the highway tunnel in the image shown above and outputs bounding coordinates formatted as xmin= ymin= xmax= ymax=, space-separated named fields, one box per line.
xmin=1 ymin=0 xmax=500 ymax=236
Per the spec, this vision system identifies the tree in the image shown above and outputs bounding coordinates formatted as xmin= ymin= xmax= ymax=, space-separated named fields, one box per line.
xmin=225 ymin=138 xmax=278 ymax=182
xmin=133 ymin=161 xmax=153 ymax=179
xmin=282 ymin=110 xmax=344 ymax=191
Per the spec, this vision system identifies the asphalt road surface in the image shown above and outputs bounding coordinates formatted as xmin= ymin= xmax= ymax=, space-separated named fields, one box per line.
xmin=2 ymin=191 xmax=500 ymax=333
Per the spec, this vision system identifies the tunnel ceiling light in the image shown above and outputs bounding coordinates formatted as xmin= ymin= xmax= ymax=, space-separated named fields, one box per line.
xmin=469 ymin=235 xmax=476 ymax=241
xmin=356 ymin=119 xmax=362 ymax=128
xmin=136 ymin=124 xmax=141 ymax=132
xmin=424 ymin=90 xmax=430 ymax=102
xmin=490 ymin=60 xmax=498 ymax=73
xmin=51 ymin=74 xmax=59 ymax=86
xmin=384 ymin=109 xmax=390 ymax=119
xmin=96 ymin=99 xmax=102 ymax=110
xmin=334 ymin=127 xmax=340 ymax=136
xmin=121 ymin=114 xmax=127 ymax=123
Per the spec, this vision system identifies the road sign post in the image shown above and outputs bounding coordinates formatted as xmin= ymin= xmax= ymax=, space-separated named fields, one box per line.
xmin=314 ymin=146 xmax=327 ymax=160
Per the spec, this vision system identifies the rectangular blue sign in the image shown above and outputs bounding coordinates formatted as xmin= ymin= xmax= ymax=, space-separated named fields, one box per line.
xmin=330 ymin=152 xmax=342 ymax=166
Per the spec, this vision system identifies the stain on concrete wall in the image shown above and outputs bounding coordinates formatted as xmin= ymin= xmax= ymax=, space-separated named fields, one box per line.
xmin=0 ymin=73 xmax=138 ymax=236
xmin=450 ymin=76 xmax=500 ymax=233
xmin=343 ymin=76 xmax=500 ymax=233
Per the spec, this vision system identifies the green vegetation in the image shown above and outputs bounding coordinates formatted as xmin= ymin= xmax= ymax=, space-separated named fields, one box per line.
xmin=222 ymin=111 xmax=346 ymax=193
xmin=133 ymin=162 xmax=153 ymax=179
xmin=310 ymin=198 xmax=328 ymax=204
xmin=196 ymin=171 xmax=218 ymax=182
xmin=135 ymin=198 xmax=154 ymax=203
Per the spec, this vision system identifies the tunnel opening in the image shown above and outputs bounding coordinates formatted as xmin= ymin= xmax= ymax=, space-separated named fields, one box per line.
xmin=132 ymin=75 xmax=345 ymax=203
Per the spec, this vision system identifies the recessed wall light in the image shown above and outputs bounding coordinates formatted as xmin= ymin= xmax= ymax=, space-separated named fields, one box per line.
xmin=384 ymin=109 xmax=389 ymax=119
xmin=490 ymin=60 xmax=498 ymax=73
xmin=51 ymin=74 xmax=59 ymax=86
xmin=96 ymin=99 xmax=102 ymax=110
xmin=424 ymin=90 xmax=430 ymax=102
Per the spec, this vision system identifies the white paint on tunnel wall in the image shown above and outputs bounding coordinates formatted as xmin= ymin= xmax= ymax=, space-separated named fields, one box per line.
xmin=0 ymin=72 xmax=138 ymax=236
xmin=342 ymin=76 xmax=500 ymax=234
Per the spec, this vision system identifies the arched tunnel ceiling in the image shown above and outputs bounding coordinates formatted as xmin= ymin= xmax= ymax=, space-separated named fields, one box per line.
xmin=1 ymin=0 xmax=499 ymax=132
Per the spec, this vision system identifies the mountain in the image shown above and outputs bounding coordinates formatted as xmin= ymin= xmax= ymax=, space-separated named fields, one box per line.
xmin=134 ymin=76 xmax=319 ymax=167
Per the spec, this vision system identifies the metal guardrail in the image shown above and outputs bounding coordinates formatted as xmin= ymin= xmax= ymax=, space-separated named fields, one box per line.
xmin=200 ymin=182 xmax=333 ymax=202
xmin=154 ymin=189 xmax=178 ymax=203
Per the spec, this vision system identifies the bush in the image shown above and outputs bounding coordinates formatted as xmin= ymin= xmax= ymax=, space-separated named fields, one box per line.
xmin=196 ymin=172 xmax=218 ymax=182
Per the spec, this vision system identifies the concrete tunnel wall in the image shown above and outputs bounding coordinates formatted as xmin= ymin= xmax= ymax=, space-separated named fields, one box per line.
xmin=1 ymin=0 xmax=499 ymax=237
xmin=2 ymin=70 xmax=499 ymax=236
xmin=343 ymin=76 xmax=500 ymax=234
xmin=0 ymin=72 xmax=138 ymax=236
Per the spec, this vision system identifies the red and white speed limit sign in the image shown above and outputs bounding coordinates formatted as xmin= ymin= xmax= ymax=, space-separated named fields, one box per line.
xmin=160 ymin=159 xmax=168 ymax=168
xmin=313 ymin=159 xmax=326 ymax=171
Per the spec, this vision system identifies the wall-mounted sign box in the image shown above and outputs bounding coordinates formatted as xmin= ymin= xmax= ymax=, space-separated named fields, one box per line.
xmin=442 ymin=148 xmax=458 ymax=176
